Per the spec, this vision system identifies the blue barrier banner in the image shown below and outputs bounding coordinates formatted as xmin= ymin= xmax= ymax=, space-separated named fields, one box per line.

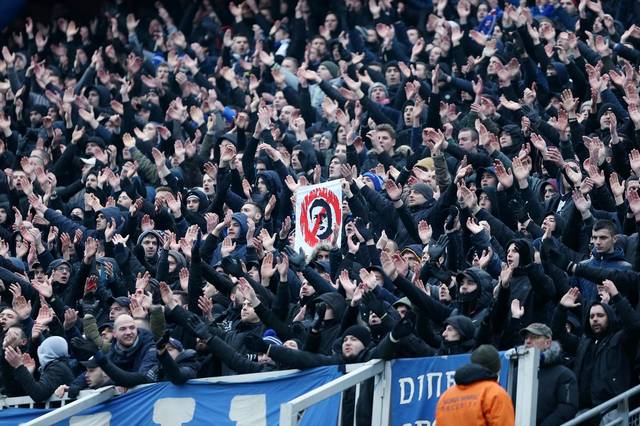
xmin=390 ymin=353 xmax=509 ymax=426
xmin=0 ymin=366 xmax=342 ymax=425
xmin=0 ymin=407 xmax=51 ymax=424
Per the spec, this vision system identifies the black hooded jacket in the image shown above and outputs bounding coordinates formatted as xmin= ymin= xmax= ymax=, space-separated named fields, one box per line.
xmin=552 ymin=297 xmax=640 ymax=408
xmin=507 ymin=239 xmax=556 ymax=324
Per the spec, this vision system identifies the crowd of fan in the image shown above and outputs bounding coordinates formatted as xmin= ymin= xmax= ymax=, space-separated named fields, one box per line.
xmin=0 ymin=0 xmax=640 ymax=424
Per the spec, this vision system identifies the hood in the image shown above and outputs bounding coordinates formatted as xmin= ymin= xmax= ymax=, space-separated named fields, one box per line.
xmin=476 ymin=186 xmax=500 ymax=216
xmin=86 ymin=84 xmax=111 ymax=108
xmin=297 ymin=141 xmax=319 ymax=172
xmin=136 ymin=229 xmax=162 ymax=246
xmin=454 ymin=363 xmax=498 ymax=385
xmin=37 ymin=336 xmax=68 ymax=369
xmin=318 ymin=292 xmax=347 ymax=319
xmin=499 ymin=125 xmax=525 ymax=158
xmin=547 ymin=62 xmax=570 ymax=94
xmin=444 ymin=315 xmax=476 ymax=341
xmin=231 ymin=212 xmax=249 ymax=239
xmin=458 ymin=267 xmax=494 ymax=289
xmin=256 ymin=170 xmax=283 ymax=197
xmin=100 ymin=206 xmax=125 ymax=230
xmin=455 ymin=267 xmax=494 ymax=316
xmin=583 ymin=301 xmax=618 ymax=338
xmin=508 ymin=238 xmax=534 ymax=267
xmin=168 ymin=250 xmax=187 ymax=270
xmin=186 ymin=188 xmax=208 ymax=213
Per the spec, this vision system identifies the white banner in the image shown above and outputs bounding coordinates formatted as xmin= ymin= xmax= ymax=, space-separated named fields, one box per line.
xmin=294 ymin=180 xmax=343 ymax=256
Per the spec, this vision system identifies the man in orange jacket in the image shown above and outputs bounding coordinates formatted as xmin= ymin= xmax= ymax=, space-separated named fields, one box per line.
xmin=436 ymin=344 xmax=514 ymax=426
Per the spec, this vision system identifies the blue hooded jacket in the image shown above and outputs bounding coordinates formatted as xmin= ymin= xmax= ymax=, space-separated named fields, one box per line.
xmin=210 ymin=212 xmax=249 ymax=266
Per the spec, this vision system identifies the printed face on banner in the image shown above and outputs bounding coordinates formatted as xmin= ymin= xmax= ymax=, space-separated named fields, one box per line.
xmin=295 ymin=181 xmax=343 ymax=256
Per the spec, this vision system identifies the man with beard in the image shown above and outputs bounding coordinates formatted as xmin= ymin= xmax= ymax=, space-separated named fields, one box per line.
xmin=552 ymin=283 xmax=640 ymax=421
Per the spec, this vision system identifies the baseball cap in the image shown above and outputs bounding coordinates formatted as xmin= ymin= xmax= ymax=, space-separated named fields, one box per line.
xmin=520 ymin=323 xmax=552 ymax=339
xmin=80 ymin=356 xmax=100 ymax=369
xmin=107 ymin=296 xmax=131 ymax=307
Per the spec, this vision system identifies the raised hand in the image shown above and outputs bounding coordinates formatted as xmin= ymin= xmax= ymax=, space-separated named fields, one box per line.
xmin=510 ymin=299 xmax=524 ymax=318
xmin=560 ymin=287 xmax=581 ymax=308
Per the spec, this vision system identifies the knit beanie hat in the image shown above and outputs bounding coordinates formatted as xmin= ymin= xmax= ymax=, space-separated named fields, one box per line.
xmin=363 ymin=172 xmax=384 ymax=191
xmin=471 ymin=344 xmax=501 ymax=374
xmin=368 ymin=82 xmax=389 ymax=99
xmin=342 ymin=325 xmax=372 ymax=347
xmin=411 ymin=182 xmax=434 ymax=201
xmin=320 ymin=61 xmax=339 ymax=78
xmin=262 ymin=329 xmax=283 ymax=346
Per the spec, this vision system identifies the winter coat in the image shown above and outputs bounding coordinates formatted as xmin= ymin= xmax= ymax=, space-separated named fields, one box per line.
xmin=552 ymin=297 xmax=640 ymax=408
xmin=575 ymin=247 xmax=632 ymax=302
xmin=536 ymin=341 xmax=579 ymax=426
xmin=435 ymin=363 xmax=514 ymax=426
xmin=11 ymin=358 xmax=74 ymax=402
xmin=108 ymin=329 xmax=158 ymax=378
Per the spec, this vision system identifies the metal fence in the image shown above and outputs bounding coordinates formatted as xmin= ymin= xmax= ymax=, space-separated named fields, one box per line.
xmin=562 ymin=383 xmax=640 ymax=426
xmin=2 ymin=349 xmax=541 ymax=426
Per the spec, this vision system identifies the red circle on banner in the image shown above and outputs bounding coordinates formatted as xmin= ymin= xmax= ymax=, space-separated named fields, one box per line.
xmin=299 ymin=187 xmax=342 ymax=247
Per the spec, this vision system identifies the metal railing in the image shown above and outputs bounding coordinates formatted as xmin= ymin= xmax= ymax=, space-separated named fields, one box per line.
xmin=5 ymin=350 xmax=541 ymax=426
xmin=22 ymin=387 xmax=118 ymax=426
xmin=279 ymin=359 xmax=386 ymax=426
xmin=562 ymin=383 xmax=640 ymax=426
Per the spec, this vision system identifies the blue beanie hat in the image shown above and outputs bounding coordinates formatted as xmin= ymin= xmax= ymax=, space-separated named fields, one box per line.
xmin=262 ymin=329 xmax=283 ymax=346
xmin=363 ymin=172 xmax=384 ymax=192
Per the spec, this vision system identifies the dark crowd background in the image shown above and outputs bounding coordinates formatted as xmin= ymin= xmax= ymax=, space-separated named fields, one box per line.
xmin=0 ymin=0 xmax=638 ymax=425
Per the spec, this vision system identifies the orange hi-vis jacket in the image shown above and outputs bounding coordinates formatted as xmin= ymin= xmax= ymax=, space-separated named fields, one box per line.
xmin=435 ymin=377 xmax=514 ymax=426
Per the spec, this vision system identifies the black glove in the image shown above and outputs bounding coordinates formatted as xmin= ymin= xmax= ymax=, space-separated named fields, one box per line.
xmin=391 ymin=311 xmax=416 ymax=341
xmin=362 ymin=292 xmax=385 ymax=317
xmin=187 ymin=316 xmax=212 ymax=342
xmin=284 ymin=246 xmax=306 ymax=270
xmin=541 ymin=240 xmax=573 ymax=273
xmin=81 ymin=293 xmax=100 ymax=317
xmin=156 ymin=331 xmax=170 ymax=351
xmin=312 ymin=302 xmax=326 ymax=331
xmin=444 ymin=207 xmax=459 ymax=233
xmin=244 ymin=333 xmax=269 ymax=354
xmin=428 ymin=234 xmax=449 ymax=261
xmin=508 ymin=199 xmax=528 ymax=223
xmin=430 ymin=266 xmax=452 ymax=285
xmin=71 ymin=337 xmax=99 ymax=361
xmin=355 ymin=219 xmax=372 ymax=242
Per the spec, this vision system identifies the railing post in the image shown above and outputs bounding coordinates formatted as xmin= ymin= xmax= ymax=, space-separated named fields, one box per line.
xmin=371 ymin=364 xmax=387 ymax=426
xmin=615 ymin=398 xmax=629 ymax=426
xmin=514 ymin=347 xmax=540 ymax=426
xmin=379 ymin=361 xmax=392 ymax=426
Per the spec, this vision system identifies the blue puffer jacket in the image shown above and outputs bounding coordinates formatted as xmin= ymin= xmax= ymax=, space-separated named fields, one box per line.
xmin=575 ymin=247 xmax=632 ymax=302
